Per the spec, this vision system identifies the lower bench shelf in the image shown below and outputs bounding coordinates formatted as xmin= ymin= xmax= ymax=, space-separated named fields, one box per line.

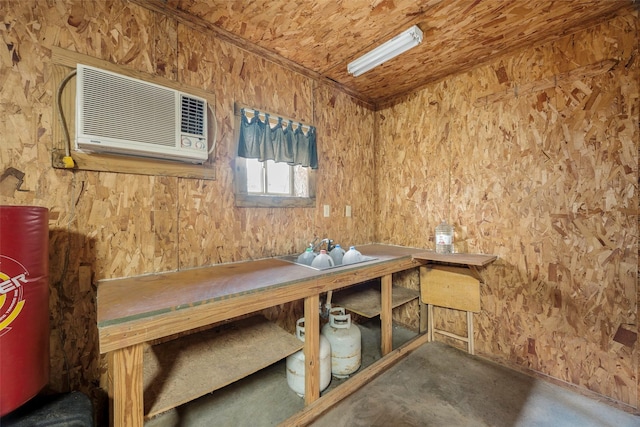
xmin=331 ymin=282 xmax=419 ymax=318
xmin=142 ymin=315 xmax=302 ymax=418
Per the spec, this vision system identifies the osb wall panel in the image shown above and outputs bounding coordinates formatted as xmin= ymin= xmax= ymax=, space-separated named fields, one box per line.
xmin=376 ymin=12 xmax=639 ymax=409
xmin=311 ymin=84 xmax=377 ymax=248
xmin=1 ymin=0 xmax=377 ymax=416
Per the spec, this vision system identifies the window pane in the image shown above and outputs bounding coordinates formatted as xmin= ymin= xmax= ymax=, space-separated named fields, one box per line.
xmin=266 ymin=160 xmax=291 ymax=195
xmin=293 ymin=165 xmax=309 ymax=197
xmin=246 ymin=158 xmax=264 ymax=193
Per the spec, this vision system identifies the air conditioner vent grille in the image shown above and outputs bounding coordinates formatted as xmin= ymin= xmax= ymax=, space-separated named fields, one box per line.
xmin=80 ymin=67 xmax=176 ymax=148
xmin=181 ymin=95 xmax=205 ymax=136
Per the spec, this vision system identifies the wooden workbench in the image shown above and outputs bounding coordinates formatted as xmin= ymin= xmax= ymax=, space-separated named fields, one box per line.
xmin=97 ymin=244 xmax=425 ymax=426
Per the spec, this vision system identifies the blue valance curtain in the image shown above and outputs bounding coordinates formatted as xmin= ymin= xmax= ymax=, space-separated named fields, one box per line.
xmin=237 ymin=108 xmax=318 ymax=169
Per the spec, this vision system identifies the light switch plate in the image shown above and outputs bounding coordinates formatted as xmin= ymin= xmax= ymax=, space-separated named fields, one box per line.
xmin=323 ymin=204 xmax=330 ymax=217
xmin=346 ymin=205 xmax=352 ymax=217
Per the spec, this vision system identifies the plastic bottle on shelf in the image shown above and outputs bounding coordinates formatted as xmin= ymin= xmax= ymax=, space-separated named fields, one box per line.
xmin=297 ymin=247 xmax=316 ymax=265
xmin=311 ymin=249 xmax=335 ymax=269
xmin=435 ymin=221 xmax=454 ymax=254
xmin=342 ymin=246 xmax=363 ymax=265
xmin=329 ymin=244 xmax=345 ymax=266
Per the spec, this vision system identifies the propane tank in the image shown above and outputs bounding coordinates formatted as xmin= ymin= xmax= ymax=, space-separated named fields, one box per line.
xmin=321 ymin=307 xmax=361 ymax=378
xmin=286 ymin=318 xmax=332 ymax=397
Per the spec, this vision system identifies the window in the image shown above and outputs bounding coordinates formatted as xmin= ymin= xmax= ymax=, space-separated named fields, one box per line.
xmin=245 ymin=158 xmax=312 ymax=197
xmin=247 ymin=159 xmax=290 ymax=195
xmin=234 ymin=104 xmax=316 ymax=207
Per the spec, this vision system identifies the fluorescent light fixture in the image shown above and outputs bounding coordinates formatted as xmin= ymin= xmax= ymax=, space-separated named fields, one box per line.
xmin=348 ymin=25 xmax=423 ymax=77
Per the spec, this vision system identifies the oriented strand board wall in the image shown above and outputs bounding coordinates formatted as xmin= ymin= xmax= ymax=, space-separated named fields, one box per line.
xmin=0 ymin=0 xmax=376 ymax=414
xmin=376 ymin=12 xmax=639 ymax=408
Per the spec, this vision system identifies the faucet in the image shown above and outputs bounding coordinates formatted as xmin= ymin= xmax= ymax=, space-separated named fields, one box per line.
xmin=310 ymin=238 xmax=335 ymax=252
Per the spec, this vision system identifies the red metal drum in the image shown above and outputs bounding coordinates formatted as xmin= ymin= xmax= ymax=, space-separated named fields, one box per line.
xmin=0 ymin=206 xmax=50 ymax=416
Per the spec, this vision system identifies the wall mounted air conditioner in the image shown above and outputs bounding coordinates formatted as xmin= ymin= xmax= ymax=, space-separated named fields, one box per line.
xmin=75 ymin=64 xmax=209 ymax=163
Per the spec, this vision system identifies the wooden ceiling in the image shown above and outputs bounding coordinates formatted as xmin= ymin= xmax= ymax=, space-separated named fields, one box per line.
xmin=139 ymin=0 xmax=636 ymax=108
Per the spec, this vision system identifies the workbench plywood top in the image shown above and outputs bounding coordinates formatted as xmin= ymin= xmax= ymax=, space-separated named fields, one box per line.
xmin=97 ymin=258 xmax=314 ymax=325
xmin=97 ymin=244 xmax=424 ymax=326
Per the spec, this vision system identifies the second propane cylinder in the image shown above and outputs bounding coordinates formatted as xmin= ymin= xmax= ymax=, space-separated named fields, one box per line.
xmin=321 ymin=307 xmax=361 ymax=378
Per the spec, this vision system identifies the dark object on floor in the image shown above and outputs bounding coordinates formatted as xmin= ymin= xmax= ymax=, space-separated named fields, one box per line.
xmin=0 ymin=391 xmax=93 ymax=426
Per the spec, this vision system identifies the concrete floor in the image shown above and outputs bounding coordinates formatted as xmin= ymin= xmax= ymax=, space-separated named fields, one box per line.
xmin=310 ymin=341 xmax=640 ymax=427
xmin=145 ymin=319 xmax=640 ymax=427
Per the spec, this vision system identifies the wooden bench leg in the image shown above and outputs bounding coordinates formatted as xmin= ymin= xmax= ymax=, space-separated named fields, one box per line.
xmin=304 ymin=294 xmax=320 ymax=404
xmin=380 ymin=274 xmax=392 ymax=356
xmin=108 ymin=344 xmax=144 ymax=427
xmin=419 ymin=301 xmax=428 ymax=334
xmin=427 ymin=304 xmax=434 ymax=342
xmin=467 ymin=310 xmax=474 ymax=355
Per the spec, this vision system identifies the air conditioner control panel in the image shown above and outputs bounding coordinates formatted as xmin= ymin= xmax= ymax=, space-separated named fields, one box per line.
xmin=180 ymin=135 xmax=207 ymax=151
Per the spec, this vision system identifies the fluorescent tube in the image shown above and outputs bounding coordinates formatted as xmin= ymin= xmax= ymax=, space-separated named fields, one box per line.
xmin=348 ymin=25 xmax=423 ymax=77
